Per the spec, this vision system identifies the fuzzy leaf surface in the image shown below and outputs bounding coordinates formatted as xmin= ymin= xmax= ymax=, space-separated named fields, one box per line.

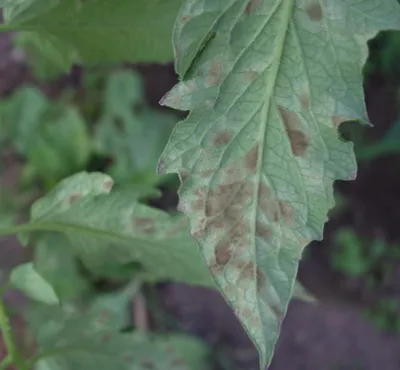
xmin=10 ymin=262 xmax=59 ymax=305
xmin=159 ymin=0 xmax=400 ymax=366
xmin=1 ymin=0 xmax=182 ymax=65
xmin=27 ymin=172 xmax=214 ymax=287
xmin=26 ymin=299 xmax=210 ymax=370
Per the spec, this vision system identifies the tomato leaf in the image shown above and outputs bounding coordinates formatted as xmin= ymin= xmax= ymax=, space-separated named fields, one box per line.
xmin=158 ymin=0 xmax=400 ymax=367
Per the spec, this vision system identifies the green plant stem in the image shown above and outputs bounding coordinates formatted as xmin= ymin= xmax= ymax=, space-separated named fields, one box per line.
xmin=0 ymin=297 xmax=27 ymax=370
xmin=0 ymin=356 xmax=12 ymax=370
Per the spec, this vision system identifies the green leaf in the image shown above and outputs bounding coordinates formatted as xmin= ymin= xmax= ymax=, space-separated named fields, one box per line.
xmin=2 ymin=0 xmax=183 ymax=66
xmin=34 ymin=233 xmax=91 ymax=301
xmin=10 ymin=262 xmax=59 ymax=305
xmin=95 ymin=70 xmax=178 ymax=186
xmin=14 ymin=31 xmax=76 ymax=81
xmin=158 ymin=0 xmax=400 ymax=367
xmin=26 ymin=299 xmax=210 ymax=370
xmin=27 ymin=172 xmax=214 ymax=287
xmin=25 ymin=103 xmax=91 ymax=184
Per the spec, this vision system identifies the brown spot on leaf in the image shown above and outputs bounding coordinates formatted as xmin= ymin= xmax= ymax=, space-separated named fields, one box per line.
xmin=213 ymin=130 xmax=233 ymax=146
xmin=306 ymin=2 xmax=323 ymax=21
xmin=101 ymin=334 xmax=111 ymax=343
xmin=103 ymin=179 xmax=114 ymax=191
xmin=68 ymin=192 xmax=82 ymax=204
xmin=141 ymin=359 xmax=155 ymax=369
xmin=287 ymin=130 xmax=310 ymax=157
xmin=331 ymin=115 xmax=344 ymax=129
xmin=171 ymin=358 xmax=186 ymax=366
xmin=181 ymin=15 xmax=190 ymax=23
xmin=278 ymin=106 xmax=310 ymax=157
xmin=179 ymin=169 xmax=190 ymax=184
xmin=279 ymin=201 xmax=293 ymax=223
xmin=191 ymin=199 xmax=204 ymax=211
xmin=245 ymin=0 xmax=262 ymax=14
xmin=123 ymin=354 xmax=134 ymax=362
xmin=256 ymin=268 xmax=267 ymax=290
xmin=215 ymin=244 xmax=232 ymax=266
xmin=299 ymin=91 xmax=310 ymax=110
xmin=256 ymin=221 xmax=272 ymax=238
xmin=244 ymin=145 xmax=259 ymax=171
xmin=134 ymin=217 xmax=155 ymax=234
xmin=243 ymin=70 xmax=259 ymax=82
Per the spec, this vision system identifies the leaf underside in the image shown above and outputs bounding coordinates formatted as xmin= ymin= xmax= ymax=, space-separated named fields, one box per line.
xmin=159 ymin=0 xmax=400 ymax=367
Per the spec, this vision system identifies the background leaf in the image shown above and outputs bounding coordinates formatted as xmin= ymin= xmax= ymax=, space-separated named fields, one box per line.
xmin=10 ymin=262 xmax=59 ymax=305
xmin=1 ymin=0 xmax=183 ymax=67
xmin=27 ymin=172 xmax=214 ymax=287
xmin=94 ymin=70 xmax=178 ymax=186
xmin=158 ymin=0 xmax=400 ymax=367
xmin=26 ymin=298 xmax=210 ymax=370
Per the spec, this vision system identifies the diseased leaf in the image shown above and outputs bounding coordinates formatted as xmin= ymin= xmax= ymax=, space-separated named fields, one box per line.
xmin=26 ymin=298 xmax=210 ymax=370
xmin=159 ymin=0 xmax=400 ymax=367
xmin=26 ymin=172 xmax=214 ymax=287
xmin=1 ymin=0 xmax=183 ymax=67
xmin=10 ymin=262 xmax=59 ymax=305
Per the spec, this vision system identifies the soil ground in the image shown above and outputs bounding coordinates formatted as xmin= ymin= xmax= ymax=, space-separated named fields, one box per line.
xmin=2 ymin=30 xmax=400 ymax=370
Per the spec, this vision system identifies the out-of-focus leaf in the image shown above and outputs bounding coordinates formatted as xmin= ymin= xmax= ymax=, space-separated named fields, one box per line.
xmin=26 ymin=172 xmax=214 ymax=287
xmin=34 ymin=233 xmax=91 ymax=301
xmin=2 ymin=0 xmax=183 ymax=67
xmin=95 ymin=70 xmax=177 ymax=186
xmin=14 ymin=31 xmax=76 ymax=81
xmin=25 ymin=104 xmax=91 ymax=184
xmin=10 ymin=262 xmax=59 ymax=305
xmin=26 ymin=301 xmax=210 ymax=370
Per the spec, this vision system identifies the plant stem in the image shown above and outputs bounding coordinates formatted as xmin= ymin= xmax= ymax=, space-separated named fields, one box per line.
xmin=0 ymin=297 xmax=27 ymax=370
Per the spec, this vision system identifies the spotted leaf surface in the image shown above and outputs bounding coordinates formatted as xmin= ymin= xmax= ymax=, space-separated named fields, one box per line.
xmin=27 ymin=172 xmax=214 ymax=287
xmin=159 ymin=0 xmax=400 ymax=367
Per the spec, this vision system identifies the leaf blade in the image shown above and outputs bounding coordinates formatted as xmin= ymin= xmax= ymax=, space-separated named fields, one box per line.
xmin=159 ymin=0 xmax=400 ymax=367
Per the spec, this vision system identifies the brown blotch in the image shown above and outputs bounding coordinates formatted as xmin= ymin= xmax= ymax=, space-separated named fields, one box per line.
xmin=103 ymin=178 xmax=114 ymax=191
xmin=299 ymin=91 xmax=310 ymax=110
xmin=287 ymin=130 xmax=310 ymax=157
xmin=256 ymin=267 xmax=267 ymax=290
xmin=244 ymin=145 xmax=259 ymax=171
xmin=278 ymin=106 xmax=310 ymax=157
xmin=123 ymin=354 xmax=134 ymax=362
xmin=278 ymin=201 xmax=294 ymax=224
xmin=179 ymin=169 xmax=190 ymax=184
xmin=134 ymin=217 xmax=155 ymax=234
xmin=331 ymin=115 xmax=344 ymax=129
xmin=68 ymin=192 xmax=82 ymax=204
xmin=171 ymin=359 xmax=186 ymax=366
xmin=141 ymin=359 xmax=155 ymax=369
xmin=240 ymin=261 xmax=256 ymax=280
xmin=191 ymin=198 xmax=203 ymax=211
xmin=256 ymin=221 xmax=272 ymax=238
xmin=101 ymin=334 xmax=110 ymax=343
xmin=213 ymin=130 xmax=233 ymax=146
xmin=243 ymin=70 xmax=259 ymax=82
xmin=181 ymin=15 xmax=190 ymax=23
xmin=215 ymin=244 xmax=233 ymax=266
xmin=306 ymin=2 xmax=323 ymax=21
xmin=245 ymin=0 xmax=262 ymax=14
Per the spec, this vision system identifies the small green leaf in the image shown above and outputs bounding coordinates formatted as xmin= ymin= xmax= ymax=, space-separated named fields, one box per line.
xmin=34 ymin=233 xmax=91 ymax=301
xmin=10 ymin=262 xmax=59 ymax=305
xmin=159 ymin=0 xmax=400 ymax=367
xmin=2 ymin=0 xmax=183 ymax=67
xmin=95 ymin=70 xmax=178 ymax=186
xmin=27 ymin=172 xmax=214 ymax=287
xmin=26 ymin=302 xmax=210 ymax=370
